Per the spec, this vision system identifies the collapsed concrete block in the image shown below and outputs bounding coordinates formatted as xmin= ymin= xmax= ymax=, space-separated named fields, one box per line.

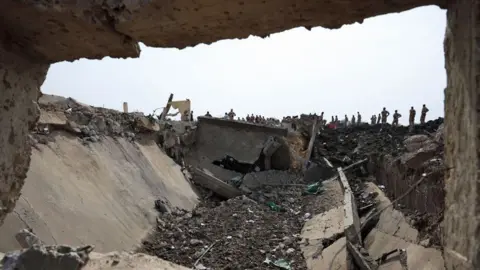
xmin=85 ymin=252 xmax=190 ymax=270
xmin=15 ymin=229 xmax=43 ymax=248
xmin=193 ymin=168 xmax=242 ymax=198
xmin=434 ymin=124 xmax=444 ymax=144
xmin=400 ymin=142 xmax=438 ymax=169
xmin=337 ymin=168 xmax=361 ymax=245
xmin=38 ymin=110 xmax=68 ymax=126
xmin=135 ymin=116 xmax=160 ymax=132
xmin=403 ymin=135 xmax=431 ymax=152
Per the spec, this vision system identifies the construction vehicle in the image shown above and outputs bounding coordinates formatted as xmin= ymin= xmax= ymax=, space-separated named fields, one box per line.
xmin=158 ymin=94 xmax=192 ymax=121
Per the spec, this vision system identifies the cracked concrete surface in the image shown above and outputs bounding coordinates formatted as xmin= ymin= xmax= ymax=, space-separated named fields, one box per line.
xmin=0 ymin=131 xmax=199 ymax=252
xmin=0 ymin=48 xmax=47 ymax=226
xmin=363 ymin=182 xmax=445 ymax=270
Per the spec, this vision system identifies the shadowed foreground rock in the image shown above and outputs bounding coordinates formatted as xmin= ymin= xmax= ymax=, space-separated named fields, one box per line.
xmin=1 ymin=245 xmax=93 ymax=270
xmin=1 ymin=0 xmax=446 ymax=62
xmin=0 ymin=245 xmax=189 ymax=270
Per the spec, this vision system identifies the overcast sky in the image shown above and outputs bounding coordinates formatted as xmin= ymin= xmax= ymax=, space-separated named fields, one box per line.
xmin=42 ymin=6 xmax=446 ymax=124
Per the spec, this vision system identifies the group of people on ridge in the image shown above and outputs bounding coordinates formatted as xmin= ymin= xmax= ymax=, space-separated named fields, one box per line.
xmin=368 ymin=104 xmax=429 ymax=130
xmin=202 ymin=104 xmax=430 ymax=131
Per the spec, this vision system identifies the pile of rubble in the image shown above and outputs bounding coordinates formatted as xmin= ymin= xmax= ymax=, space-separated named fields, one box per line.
xmin=312 ymin=119 xmax=445 ymax=247
xmin=8 ymin=94 xmax=446 ymax=269
xmin=312 ymin=118 xmax=444 ymax=166
xmin=32 ymin=94 xmax=195 ymax=165
xmin=140 ymin=176 xmax=340 ymax=269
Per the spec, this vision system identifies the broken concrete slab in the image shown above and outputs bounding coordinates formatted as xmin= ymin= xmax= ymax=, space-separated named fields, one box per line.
xmin=303 ymin=158 xmax=337 ymax=183
xmin=15 ymin=229 xmax=43 ymax=248
xmin=363 ymin=183 xmax=418 ymax=242
xmin=404 ymin=134 xmax=432 ymax=152
xmin=302 ymin=236 xmax=347 ymax=270
xmin=186 ymin=116 xmax=291 ymax=181
xmin=346 ymin=242 xmax=374 ymax=270
xmin=0 ymin=247 xmax=189 ymax=270
xmin=301 ymin=206 xmax=344 ymax=240
xmin=400 ymin=142 xmax=439 ymax=169
xmin=0 ymin=136 xmax=199 ymax=252
xmin=38 ymin=110 xmax=68 ymax=126
xmin=300 ymin=206 xmax=349 ymax=270
xmin=85 ymin=252 xmax=190 ymax=270
xmin=135 ymin=116 xmax=160 ymax=132
xmin=193 ymin=168 xmax=242 ymax=199
xmin=365 ymin=229 xmax=445 ymax=270
xmin=363 ymin=182 xmax=444 ymax=269
xmin=337 ymin=168 xmax=361 ymax=245
xmin=1 ymin=245 xmax=93 ymax=270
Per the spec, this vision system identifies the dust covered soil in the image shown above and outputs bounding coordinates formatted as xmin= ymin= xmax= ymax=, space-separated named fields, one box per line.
xmin=139 ymin=182 xmax=341 ymax=270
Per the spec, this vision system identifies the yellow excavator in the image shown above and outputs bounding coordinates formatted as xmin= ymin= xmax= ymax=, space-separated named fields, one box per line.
xmin=157 ymin=94 xmax=192 ymax=121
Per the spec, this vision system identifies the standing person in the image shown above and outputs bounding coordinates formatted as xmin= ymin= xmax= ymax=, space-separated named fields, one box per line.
xmin=228 ymin=109 xmax=236 ymax=120
xmin=190 ymin=111 xmax=194 ymax=122
xmin=377 ymin=113 xmax=381 ymax=124
xmin=331 ymin=116 xmax=335 ymax=123
xmin=344 ymin=115 xmax=349 ymax=126
xmin=381 ymin=107 xmax=390 ymax=124
xmin=409 ymin=106 xmax=416 ymax=131
xmin=357 ymin=112 xmax=362 ymax=125
xmin=351 ymin=115 xmax=356 ymax=125
xmin=334 ymin=115 xmax=338 ymax=123
xmin=182 ymin=110 xmax=190 ymax=121
xmin=371 ymin=115 xmax=377 ymax=125
xmin=420 ymin=104 xmax=429 ymax=124
xmin=392 ymin=110 xmax=402 ymax=126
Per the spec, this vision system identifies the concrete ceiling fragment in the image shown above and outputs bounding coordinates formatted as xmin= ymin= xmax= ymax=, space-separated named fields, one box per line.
xmin=1 ymin=0 xmax=445 ymax=63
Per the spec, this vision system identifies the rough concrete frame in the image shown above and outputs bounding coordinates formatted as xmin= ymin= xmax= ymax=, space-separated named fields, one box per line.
xmin=0 ymin=1 xmax=476 ymax=269
xmin=443 ymin=1 xmax=480 ymax=269
xmin=337 ymin=168 xmax=361 ymax=245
